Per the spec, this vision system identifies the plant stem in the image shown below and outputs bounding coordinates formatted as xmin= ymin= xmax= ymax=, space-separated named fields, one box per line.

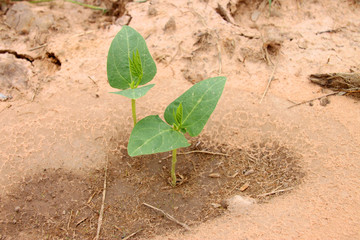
xmin=269 ymin=0 xmax=272 ymax=14
xmin=131 ymin=99 xmax=137 ymax=126
xmin=171 ymin=149 xmax=177 ymax=187
xmin=64 ymin=0 xmax=107 ymax=12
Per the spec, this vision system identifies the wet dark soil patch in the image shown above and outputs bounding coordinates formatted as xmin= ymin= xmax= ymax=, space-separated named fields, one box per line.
xmin=0 ymin=140 xmax=304 ymax=239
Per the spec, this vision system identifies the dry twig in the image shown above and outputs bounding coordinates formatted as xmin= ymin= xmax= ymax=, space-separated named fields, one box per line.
xmin=94 ymin=155 xmax=109 ymax=240
xmin=88 ymin=76 xmax=98 ymax=86
xmin=260 ymin=64 xmax=277 ymax=103
xmin=67 ymin=210 xmax=73 ymax=229
xmin=76 ymin=217 xmax=88 ymax=227
xmin=142 ymin=202 xmax=191 ymax=231
xmin=166 ymin=41 xmax=183 ymax=67
xmin=122 ymin=229 xmax=143 ymax=240
xmin=258 ymin=187 xmax=293 ymax=197
xmin=0 ymin=104 xmax=11 ymax=114
xmin=87 ymin=190 xmax=99 ymax=204
xmin=161 ymin=150 xmax=229 ymax=160
xmin=287 ymin=92 xmax=341 ymax=109
xmin=29 ymin=44 xmax=47 ymax=51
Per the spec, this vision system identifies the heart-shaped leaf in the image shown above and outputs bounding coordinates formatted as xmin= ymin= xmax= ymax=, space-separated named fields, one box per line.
xmin=128 ymin=115 xmax=190 ymax=157
xmin=107 ymin=25 xmax=157 ymax=90
xmin=110 ymin=84 xmax=155 ymax=99
xmin=164 ymin=77 xmax=226 ymax=137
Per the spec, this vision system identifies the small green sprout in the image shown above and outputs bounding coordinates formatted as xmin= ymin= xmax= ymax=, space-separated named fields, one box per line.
xmin=269 ymin=0 xmax=272 ymax=13
xmin=127 ymin=77 xmax=226 ymax=187
xmin=107 ymin=26 xmax=157 ymax=126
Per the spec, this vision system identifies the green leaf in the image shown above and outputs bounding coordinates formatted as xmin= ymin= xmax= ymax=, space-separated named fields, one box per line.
xmin=129 ymin=49 xmax=143 ymax=86
xmin=164 ymin=76 xmax=226 ymax=137
xmin=110 ymin=84 xmax=155 ymax=99
xmin=107 ymin=25 xmax=157 ymax=90
xmin=175 ymin=103 xmax=183 ymax=125
xmin=128 ymin=115 xmax=190 ymax=157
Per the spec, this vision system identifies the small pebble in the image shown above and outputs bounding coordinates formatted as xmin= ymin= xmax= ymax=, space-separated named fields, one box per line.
xmin=243 ymin=169 xmax=254 ymax=176
xmin=164 ymin=17 xmax=176 ymax=32
xmin=208 ymin=173 xmax=220 ymax=178
xmin=15 ymin=206 xmax=20 ymax=212
xmin=239 ymin=182 xmax=250 ymax=192
xmin=0 ymin=93 xmax=12 ymax=101
xmin=320 ymin=97 xmax=330 ymax=106
xmin=148 ymin=5 xmax=157 ymax=16
xmin=220 ymin=199 xmax=229 ymax=209
xmin=251 ymin=10 xmax=261 ymax=22
xmin=211 ymin=203 xmax=221 ymax=208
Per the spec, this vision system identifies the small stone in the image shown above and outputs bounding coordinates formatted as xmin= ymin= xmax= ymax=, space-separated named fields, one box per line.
xmin=0 ymin=93 xmax=12 ymax=101
xmin=15 ymin=206 xmax=20 ymax=212
xmin=35 ymin=13 xmax=54 ymax=33
xmin=239 ymin=182 xmax=250 ymax=192
xmin=6 ymin=2 xmax=35 ymax=34
xmin=164 ymin=17 xmax=176 ymax=32
xmin=226 ymin=195 xmax=256 ymax=213
xmin=148 ymin=5 xmax=157 ymax=16
xmin=297 ymin=39 xmax=308 ymax=49
xmin=208 ymin=173 xmax=220 ymax=178
xmin=251 ymin=10 xmax=261 ymax=22
xmin=26 ymin=196 xmax=33 ymax=202
xmin=320 ymin=97 xmax=330 ymax=106
xmin=0 ymin=54 xmax=30 ymax=89
xmin=211 ymin=203 xmax=221 ymax=208
xmin=115 ymin=15 xmax=131 ymax=26
xmin=5 ymin=2 xmax=54 ymax=34
xmin=220 ymin=199 xmax=229 ymax=209
xmin=243 ymin=169 xmax=254 ymax=176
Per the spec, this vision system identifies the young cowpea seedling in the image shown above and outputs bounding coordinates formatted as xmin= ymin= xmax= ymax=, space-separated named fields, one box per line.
xmin=127 ymin=77 xmax=226 ymax=187
xmin=107 ymin=26 xmax=157 ymax=126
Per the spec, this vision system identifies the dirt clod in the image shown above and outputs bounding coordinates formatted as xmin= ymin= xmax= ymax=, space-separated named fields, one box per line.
xmin=320 ymin=97 xmax=330 ymax=106
xmin=164 ymin=17 xmax=176 ymax=32
xmin=0 ymin=54 xmax=30 ymax=89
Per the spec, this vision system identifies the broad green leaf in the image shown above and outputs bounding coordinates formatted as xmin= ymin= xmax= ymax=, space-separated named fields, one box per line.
xmin=128 ymin=115 xmax=190 ymax=157
xmin=110 ymin=84 xmax=155 ymax=99
xmin=164 ymin=77 xmax=226 ymax=137
xmin=107 ymin=25 xmax=157 ymax=90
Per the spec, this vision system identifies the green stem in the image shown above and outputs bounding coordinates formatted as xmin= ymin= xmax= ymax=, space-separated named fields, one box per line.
xmin=64 ymin=0 xmax=107 ymax=12
xmin=171 ymin=149 xmax=177 ymax=187
xmin=131 ymin=99 xmax=137 ymax=126
xmin=29 ymin=0 xmax=53 ymax=3
xmin=269 ymin=0 xmax=272 ymax=13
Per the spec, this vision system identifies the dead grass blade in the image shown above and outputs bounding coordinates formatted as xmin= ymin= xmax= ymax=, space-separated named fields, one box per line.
xmin=143 ymin=202 xmax=191 ymax=231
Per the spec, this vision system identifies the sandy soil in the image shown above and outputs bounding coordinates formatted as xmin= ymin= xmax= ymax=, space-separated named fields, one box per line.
xmin=1 ymin=0 xmax=360 ymax=239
